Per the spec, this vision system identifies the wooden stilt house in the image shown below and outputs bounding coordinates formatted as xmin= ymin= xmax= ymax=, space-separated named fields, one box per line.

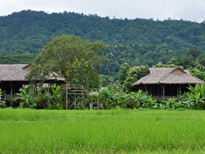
xmin=0 ymin=64 xmax=64 ymax=99
xmin=131 ymin=67 xmax=204 ymax=98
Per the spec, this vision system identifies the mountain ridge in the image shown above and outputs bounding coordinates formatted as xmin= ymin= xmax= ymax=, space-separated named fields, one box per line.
xmin=0 ymin=10 xmax=205 ymax=55
xmin=0 ymin=10 xmax=205 ymax=75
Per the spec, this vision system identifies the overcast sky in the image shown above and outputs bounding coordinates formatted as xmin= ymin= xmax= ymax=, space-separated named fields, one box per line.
xmin=1 ymin=0 xmax=205 ymax=22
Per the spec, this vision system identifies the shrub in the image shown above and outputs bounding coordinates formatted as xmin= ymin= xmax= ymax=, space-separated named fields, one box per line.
xmin=0 ymin=102 xmax=6 ymax=108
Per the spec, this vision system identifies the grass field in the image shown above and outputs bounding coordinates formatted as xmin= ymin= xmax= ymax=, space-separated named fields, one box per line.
xmin=0 ymin=109 xmax=205 ymax=153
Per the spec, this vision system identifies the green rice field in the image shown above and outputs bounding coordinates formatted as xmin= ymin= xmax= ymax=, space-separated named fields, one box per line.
xmin=0 ymin=109 xmax=205 ymax=153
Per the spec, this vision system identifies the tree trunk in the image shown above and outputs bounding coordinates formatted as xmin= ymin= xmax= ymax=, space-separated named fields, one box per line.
xmin=65 ymin=80 xmax=70 ymax=109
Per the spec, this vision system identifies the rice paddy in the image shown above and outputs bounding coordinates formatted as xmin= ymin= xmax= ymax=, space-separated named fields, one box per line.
xmin=0 ymin=109 xmax=205 ymax=153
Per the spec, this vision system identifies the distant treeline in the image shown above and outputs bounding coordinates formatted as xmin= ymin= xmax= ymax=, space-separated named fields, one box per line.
xmin=1 ymin=10 xmax=205 ymax=75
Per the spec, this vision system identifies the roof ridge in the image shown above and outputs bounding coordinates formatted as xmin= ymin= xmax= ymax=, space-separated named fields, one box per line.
xmin=159 ymin=67 xmax=187 ymax=83
xmin=155 ymin=67 xmax=175 ymax=83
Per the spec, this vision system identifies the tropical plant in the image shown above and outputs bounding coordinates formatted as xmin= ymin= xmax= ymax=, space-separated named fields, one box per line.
xmin=0 ymin=89 xmax=6 ymax=108
xmin=122 ymin=66 xmax=149 ymax=92
xmin=114 ymin=90 xmax=132 ymax=108
xmin=51 ymin=84 xmax=64 ymax=104
xmin=49 ymin=103 xmax=63 ymax=110
xmin=35 ymin=91 xmax=52 ymax=109
xmin=179 ymin=92 xmax=194 ymax=109
xmin=187 ymin=84 xmax=205 ymax=109
xmin=164 ymin=97 xmax=178 ymax=109
xmin=0 ymin=88 xmax=2 ymax=98
xmin=130 ymin=90 xmax=153 ymax=108
xmin=0 ymin=102 xmax=6 ymax=108
xmin=49 ymin=84 xmax=64 ymax=109
xmin=15 ymin=86 xmax=36 ymax=108
xmin=100 ymin=89 xmax=115 ymax=109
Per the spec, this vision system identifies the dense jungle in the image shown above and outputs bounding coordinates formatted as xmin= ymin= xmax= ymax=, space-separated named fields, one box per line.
xmin=1 ymin=10 xmax=205 ymax=78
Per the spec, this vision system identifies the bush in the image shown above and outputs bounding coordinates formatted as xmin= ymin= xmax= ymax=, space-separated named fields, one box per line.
xmin=0 ymin=102 xmax=6 ymax=108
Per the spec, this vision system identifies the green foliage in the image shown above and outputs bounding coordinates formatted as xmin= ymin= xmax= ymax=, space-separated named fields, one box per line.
xmin=13 ymin=85 xmax=65 ymax=109
xmin=71 ymin=68 xmax=101 ymax=89
xmin=93 ymin=88 xmax=153 ymax=109
xmin=187 ymin=46 xmax=201 ymax=59
xmin=0 ymin=102 xmax=6 ymax=108
xmin=129 ymin=90 xmax=154 ymax=108
xmin=93 ymin=88 xmax=115 ymax=109
xmin=153 ymin=61 xmax=184 ymax=69
xmin=118 ymin=63 xmax=130 ymax=85
xmin=100 ymin=75 xmax=114 ymax=87
xmin=0 ymin=53 xmax=36 ymax=64
xmin=1 ymin=10 xmax=205 ymax=56
xmin=92 ymin=83 xmax=205 ymax=110
xmin=92 ymin=84 xmax=205 ymax=110
xmin=186 ymin=84 xmax=205 ymax=109
xmin=27 ymin=34 xmax=107 ymax=89
xmin=50 ymin=84 xmax=64 ymax=109
xmin=1 ymin=10 xmax=205 ymax=76
xmin=101 ymin=43 xmax=187 ymax=75
xmin=163 ymin=46 xmax=205 ymax=81
xmin=199 ymin=57 xmax=205 ymax=66
xmin=122 ymin=65 xmax=149 ymax=92
xmin=51 ymin=84 xmax=63 ymax=103
xmin=15 ymin=86 xmax=37 ymax=108
xmin=189 ymin=64 xmax=205 ymax=81
xmin=0 ymin=89 xmax=6 ymax=108
xmin=166 ymin=46 xmax=203 ymax=70
xmin=35 ymin=91 xmax=52 ymax=109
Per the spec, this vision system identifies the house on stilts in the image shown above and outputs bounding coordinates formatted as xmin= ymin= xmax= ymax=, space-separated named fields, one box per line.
xmin=131 ymin=67 xmax=204 ymax=99
xmin=0 ymin=63 xmax=65 ymax=100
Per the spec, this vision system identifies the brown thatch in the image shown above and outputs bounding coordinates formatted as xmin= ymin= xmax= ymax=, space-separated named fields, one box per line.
xmin=0 ymin=64 xmax=64 ymax=82
xmin=132 ymin=67 xmax=204 ymax=86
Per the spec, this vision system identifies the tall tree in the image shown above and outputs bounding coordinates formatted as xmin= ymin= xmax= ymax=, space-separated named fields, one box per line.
xmin=122 ymin=66 xmax=148 ymax=92
xmin=118 ymin=63 xmax=130 ymax=85
xmin=27 ymin=34 xmax=107 ymax=109
xmin=186 ymin=46 xmax=201 ymax=59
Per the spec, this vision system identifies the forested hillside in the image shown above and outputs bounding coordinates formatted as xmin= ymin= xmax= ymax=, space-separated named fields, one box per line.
xmin=1 ymin=10 xmax=205 ymax=75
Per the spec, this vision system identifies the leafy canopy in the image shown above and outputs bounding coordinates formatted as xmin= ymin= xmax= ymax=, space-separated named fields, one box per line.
xmin=27 ymin=34 xmax=107 ymax=87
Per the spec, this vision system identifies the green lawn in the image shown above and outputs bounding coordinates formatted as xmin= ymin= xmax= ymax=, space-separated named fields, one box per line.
xmin=0 ymin=109 xmax=205 ymax=153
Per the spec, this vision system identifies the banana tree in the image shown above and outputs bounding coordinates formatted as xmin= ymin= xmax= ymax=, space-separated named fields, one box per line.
xmin=130 ymin=90 xmax=152 ymax=108
xmin=114 ymin=90 xmax=132 ymax=108
xmin=94 ymin=88 xmax=115 ymax=109
xmin=187 ymin=84 xmax=205 ymax=109
xmin=50 ymin=84 xmax=64 ymax=109
xmin=15 ymin=86 xmax=36 ymax=108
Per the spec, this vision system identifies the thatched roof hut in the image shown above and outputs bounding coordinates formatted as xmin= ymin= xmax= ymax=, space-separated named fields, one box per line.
xmin=0 ymin=64 xmax=64 ymax=82
xmin=132 ymin=67 xmax=204 ymax=98
xmin=0 ymin=64 xmax=64 ymax=99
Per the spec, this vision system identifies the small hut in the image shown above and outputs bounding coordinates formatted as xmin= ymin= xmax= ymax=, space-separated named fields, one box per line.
xmin=132 ymin=67 xmax=204 ymax=98
xmin=0 ymin=63 xmax=64 ymax=99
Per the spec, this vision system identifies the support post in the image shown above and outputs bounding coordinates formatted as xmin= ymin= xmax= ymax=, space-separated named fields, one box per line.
xmin=177 ymin=85 xmax=179 ymax=96
xmin=10 ymin=82 xmax=13 ymax=99
xmin=66 ymin=86 xmax=68 ymax=110
xmin=177 ymin=84 xmax=181 ymax=96
xmin=81 ymin=85 xmax=84 ymax=107
xmin=179 ymin=84 xmax=181 ymax=96
xmin=144 ymin=85 xmax=148 ymax=93
xmin=162 ymin=85 xmax=165 ymax=99
xmin=173 ymin=85 xmax=174 ymax=97
xmin=74 ymin=93 xmax=76 ymax=110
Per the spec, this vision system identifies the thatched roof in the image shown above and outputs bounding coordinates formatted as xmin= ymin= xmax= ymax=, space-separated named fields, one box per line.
xmin=0 ymin=64 xmax=64 ymax=82
xmin=132 ymin=67 xmax=204 ymax=86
